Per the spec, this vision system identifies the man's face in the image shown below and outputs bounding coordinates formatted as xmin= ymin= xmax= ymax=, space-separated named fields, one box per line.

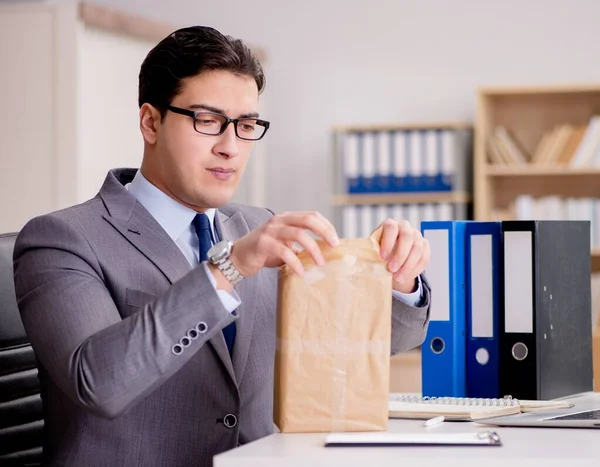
xmin=144 ymin=70 xmax=260 ymax=210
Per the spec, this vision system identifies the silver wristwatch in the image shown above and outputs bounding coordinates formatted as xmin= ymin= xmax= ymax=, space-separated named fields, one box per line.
xmin=207 ymin=240 xmax=244 ymax=286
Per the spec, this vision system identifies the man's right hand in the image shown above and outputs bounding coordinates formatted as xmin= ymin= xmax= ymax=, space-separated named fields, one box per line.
xmin=231 ymin=211 xmax=340 ymax=278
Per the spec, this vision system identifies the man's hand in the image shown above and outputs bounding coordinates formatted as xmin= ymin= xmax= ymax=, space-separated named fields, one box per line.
xmin=230 ymin=211 xmax=340 ymax=278
xmin=375 ymin=218 xmax=430 ymax=294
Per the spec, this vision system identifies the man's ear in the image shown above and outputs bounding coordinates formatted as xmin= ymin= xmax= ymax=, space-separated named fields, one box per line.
xmin=139 ymin=103 xmax=162 ymax=144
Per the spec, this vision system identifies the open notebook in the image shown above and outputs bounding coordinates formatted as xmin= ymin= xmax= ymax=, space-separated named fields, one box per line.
xmin=388 ymin=395 xmax=573 ymax=421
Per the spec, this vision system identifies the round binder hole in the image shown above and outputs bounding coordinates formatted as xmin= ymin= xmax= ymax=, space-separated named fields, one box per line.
xmin=475 ymin=348 xmax=489 ymax=365
xmin=430 ymin=337 xmax=445 ymax=354
xmin=512 ymin=342 xmax=528 ymax=361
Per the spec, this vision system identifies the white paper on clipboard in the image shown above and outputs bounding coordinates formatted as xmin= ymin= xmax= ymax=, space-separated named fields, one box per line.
xmin=324 ymin=431 xmax=502 ymax=447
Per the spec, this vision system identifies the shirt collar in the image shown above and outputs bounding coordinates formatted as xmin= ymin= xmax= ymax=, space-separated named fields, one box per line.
xmin=126 ymin=169 xmax=216 ymax=242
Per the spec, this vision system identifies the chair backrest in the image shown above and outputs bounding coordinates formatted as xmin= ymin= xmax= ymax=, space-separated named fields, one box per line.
xmin=0 ymin=233 xmax=43 ymax=466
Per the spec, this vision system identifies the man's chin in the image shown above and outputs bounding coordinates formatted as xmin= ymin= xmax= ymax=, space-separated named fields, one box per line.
xmin=204 ymin=190 xmax=235 ymax=209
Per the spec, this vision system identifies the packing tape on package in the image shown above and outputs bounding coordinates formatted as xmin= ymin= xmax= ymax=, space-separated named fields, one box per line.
xmin=332 ymin=267 xmax=351 ymax=433
xmin=276 ymin=339 xmax=388 ymax=356
xmin=303 ymin=255 xmax=357 ymax=285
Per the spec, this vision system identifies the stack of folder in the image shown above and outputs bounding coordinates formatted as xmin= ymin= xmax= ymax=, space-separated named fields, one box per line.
xmin=420 ymin=220 xmax=594 ymax=401
xmin=336 ymin=127 xmax=472 ymax=238
xmin=340 ymin=129 xmax=472 ymax=194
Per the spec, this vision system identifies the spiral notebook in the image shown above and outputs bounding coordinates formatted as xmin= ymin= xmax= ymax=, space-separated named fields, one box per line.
xmin=388 ymin=395 xmax=571 ymax=421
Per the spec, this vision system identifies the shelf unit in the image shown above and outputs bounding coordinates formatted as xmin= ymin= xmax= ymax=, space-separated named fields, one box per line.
xmin=331 ymin=191 xmax=471 ymax=206
xmin=474 ymin=83 xmax=600 ymax=270
xmin=332 ymin=121 xmax=471 ymax=133
xmin=331 ymin=121 xmax=474 ymax=237
xmin=390 ymin=350 xmax=421 ymax=394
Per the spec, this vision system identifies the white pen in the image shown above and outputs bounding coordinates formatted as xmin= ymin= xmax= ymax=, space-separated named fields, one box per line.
xmin=424 ymin=415 xmax=445 ymax=427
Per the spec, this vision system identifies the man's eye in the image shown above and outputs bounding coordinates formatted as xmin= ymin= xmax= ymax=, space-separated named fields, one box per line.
xmin=198 ymin=119 xmax=218 ymax=126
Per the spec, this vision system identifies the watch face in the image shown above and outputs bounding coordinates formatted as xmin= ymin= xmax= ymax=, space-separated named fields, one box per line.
xmin=208 ymin=240 xmax=231 ymax=262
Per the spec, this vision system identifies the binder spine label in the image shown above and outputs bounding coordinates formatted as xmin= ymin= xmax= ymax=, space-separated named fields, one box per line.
xmin=504 ymin=231 xmax=534 ymax=334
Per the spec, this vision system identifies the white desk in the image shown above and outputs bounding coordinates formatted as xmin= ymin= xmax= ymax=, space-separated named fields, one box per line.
xmin=214 ymin=393 xmax=600 ymax=467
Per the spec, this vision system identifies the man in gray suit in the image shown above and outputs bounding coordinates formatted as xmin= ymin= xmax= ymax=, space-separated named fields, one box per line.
xmin=13 ymin=26 xmax=431 ymax=467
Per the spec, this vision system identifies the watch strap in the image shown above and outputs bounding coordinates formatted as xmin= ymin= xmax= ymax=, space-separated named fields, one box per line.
xmin=214 ymin=257 xmax=244 ymax=286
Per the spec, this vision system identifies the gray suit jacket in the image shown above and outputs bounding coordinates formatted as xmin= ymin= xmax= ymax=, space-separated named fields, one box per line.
xmin=13 ymin=169 xmax=431 ymax=467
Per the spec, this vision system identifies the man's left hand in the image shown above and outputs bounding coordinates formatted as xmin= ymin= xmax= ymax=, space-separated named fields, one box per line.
xmin=374 ymin=219 xmax=430 ymax=294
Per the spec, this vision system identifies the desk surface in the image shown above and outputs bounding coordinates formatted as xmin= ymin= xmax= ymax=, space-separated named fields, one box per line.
xmin=214 ymin=393 xmax=600 ymax=467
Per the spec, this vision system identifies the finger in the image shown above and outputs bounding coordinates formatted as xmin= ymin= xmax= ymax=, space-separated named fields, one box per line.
xmin=409 ymin=238 xmax=431 ymax=279
xmin=388 ymin=223 xmax=415 ymax=274
xmin=394 ymin=233 xmax=425 ymax=283
xmin=279 ymin=212 xmax=339 ymax=247
xmin=278 ymin=225 xmax=326 ymax=266
xmin=378 ymin=219 xmax=399 ymax=260
xmin=278 ymin=242 xmax=305 ymax=276
xmin=395 ymin=246 xmax=428 ymax=287
xmin=283 ymin=210 xmax=337 ymax=234
xmin=314 ymin=211 xmax=338 ymax=240
xmin=286 ymin=211 xmax=338 ymax=238
xmin=286 ymin=241 xmax=303 ymax=255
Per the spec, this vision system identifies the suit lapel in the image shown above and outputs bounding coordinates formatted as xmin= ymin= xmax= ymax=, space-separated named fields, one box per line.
xmin=103 ymin=209 xmax=192 ymax=285
xmin=215 ymin=210 xmax=258 ymax=384
xmin=99 ymin=169 xmax=192 ymax=284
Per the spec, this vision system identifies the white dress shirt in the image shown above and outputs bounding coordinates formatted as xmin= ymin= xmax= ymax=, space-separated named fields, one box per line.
xmin=126 ymin=170 xmax=423 ymax=309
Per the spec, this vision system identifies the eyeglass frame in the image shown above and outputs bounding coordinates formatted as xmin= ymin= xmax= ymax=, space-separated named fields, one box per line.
xmin=164 ymin=105 xmax=270 ymax=141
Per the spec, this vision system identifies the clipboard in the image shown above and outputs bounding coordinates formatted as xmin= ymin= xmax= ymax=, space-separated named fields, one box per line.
xmin=324 ymin=431 xmax=502 ymax=447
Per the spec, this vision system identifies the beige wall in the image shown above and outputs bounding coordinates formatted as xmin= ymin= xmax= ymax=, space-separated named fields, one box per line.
xmin=0 ymin=7 xmax=56 ymax=232
xmin=76 ymin=25 xmax=149 ymax=202
xmin=84 ymin=0 xmax=600 ymax=221
xmin=3 ymin=0 xmax=600 ymax=228
xmin=0 ymin=3 xmax=158 ymax=232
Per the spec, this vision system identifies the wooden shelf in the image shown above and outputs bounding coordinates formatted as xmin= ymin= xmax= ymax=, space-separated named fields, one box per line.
xmin=475 ymin=84 xmax=600 ymax=272
xmin=592 ymin=250 xmax=600 ymax=272
xmin=332 ymin=121 xmax=471 ymax=133
xmin=594 ymin=332 xmax=600 ymax=392
xmin=478 ymin=83 xmax=600 ymax=96
xmin=486 ymin=165 xmax=600 ymax=177
xmin=390 ymin=349 xmax=421 ymax=394
xmin=474 ymin=83 xmax=600 ymax=222
xmin=331 ymin=191 xmax=472 ymax=206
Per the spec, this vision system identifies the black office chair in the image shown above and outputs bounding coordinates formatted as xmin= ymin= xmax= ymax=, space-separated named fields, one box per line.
xmin=0 ymin=233 xmax=43 ymax=466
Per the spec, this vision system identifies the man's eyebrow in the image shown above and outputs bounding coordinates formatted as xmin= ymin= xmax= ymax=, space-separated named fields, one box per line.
xmin=189 ymin=104 xmax=224 ymax=114
xmin=240 ymin=111 xmax=260 ymax=119
xmin=189 ymin=104 xmax=259 ymax=119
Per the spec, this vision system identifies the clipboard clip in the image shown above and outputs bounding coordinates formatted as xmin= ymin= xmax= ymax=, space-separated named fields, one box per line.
xmin=476 ymin=431 xmax=501 ymax=446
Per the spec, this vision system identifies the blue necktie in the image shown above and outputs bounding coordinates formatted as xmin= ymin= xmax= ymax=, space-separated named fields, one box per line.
xmin=193 ymin=213 xmax=236 ymax=356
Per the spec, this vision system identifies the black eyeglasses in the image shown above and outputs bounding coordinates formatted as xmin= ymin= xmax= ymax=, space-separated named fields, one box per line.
xmin=166 ymin=105 xmax=270 ymax=141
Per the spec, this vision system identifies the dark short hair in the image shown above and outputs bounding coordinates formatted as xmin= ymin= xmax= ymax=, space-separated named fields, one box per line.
xmin=138 ymin=26 xmax=265 ymax=116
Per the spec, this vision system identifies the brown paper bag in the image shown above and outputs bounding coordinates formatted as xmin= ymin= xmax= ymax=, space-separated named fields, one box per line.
xmin=273 ymin=228 xmax=392 ymax=433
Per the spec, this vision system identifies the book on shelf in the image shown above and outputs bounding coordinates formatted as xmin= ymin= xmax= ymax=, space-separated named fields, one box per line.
xmin=486 ymin=116 xmax=600 ymax=168
xmin=500 ymin=195 xmax=600 ymax=248
xmin=487 ymin=126 xmax=528 ymax=165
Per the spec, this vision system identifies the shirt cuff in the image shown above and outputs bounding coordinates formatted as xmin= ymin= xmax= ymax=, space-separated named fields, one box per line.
xmin=392 ymin=274 xmax=424 ymax=308
xmin=201 ymin=262 xmax=242 ymax=314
